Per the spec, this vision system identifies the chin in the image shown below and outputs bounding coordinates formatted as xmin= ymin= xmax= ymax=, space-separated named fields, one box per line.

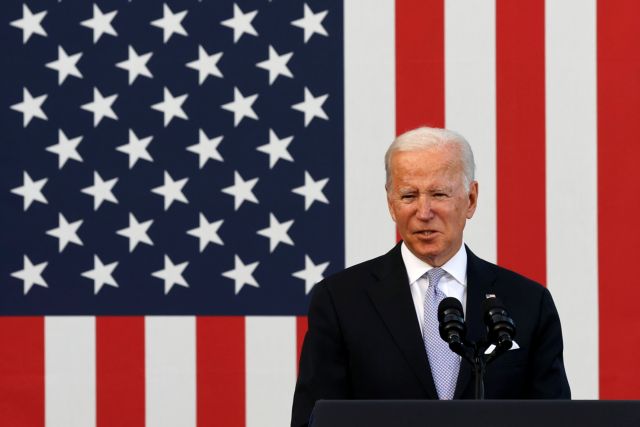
xmin=410 ymin=241 xmax=439 ymax=254
xmin=410 ymin=246 xmax=441 ymax=264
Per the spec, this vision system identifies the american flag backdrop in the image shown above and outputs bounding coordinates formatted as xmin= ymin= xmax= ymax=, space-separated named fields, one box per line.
xmin=1 ymin=0 xmax=639 ymax=426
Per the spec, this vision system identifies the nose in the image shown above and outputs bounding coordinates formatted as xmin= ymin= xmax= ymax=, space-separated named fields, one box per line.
xmin=416 ymin=195 xmax=433 ymax=220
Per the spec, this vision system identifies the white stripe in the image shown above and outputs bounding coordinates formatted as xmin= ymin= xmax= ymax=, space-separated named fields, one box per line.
xmin=545 ymin=0 xmax=599 ymax=398
xmin=246 ymin=316 xmax=297 ymax=427
xmin=445 ymin=0 xmax=497 ymax=263
xmin=45 ymin=316 xmax=96 ymax=427
xmin=145 ymin=316 xmax=196 ymax=427
xmin=344 ymin=0 xmax=396 ymax=267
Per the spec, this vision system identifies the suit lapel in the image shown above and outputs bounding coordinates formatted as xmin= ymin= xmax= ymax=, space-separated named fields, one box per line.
xmin=453 ymin=246 xmax=497 ymax=398
xmin=366 ymin=244 xmax=439 ymax=399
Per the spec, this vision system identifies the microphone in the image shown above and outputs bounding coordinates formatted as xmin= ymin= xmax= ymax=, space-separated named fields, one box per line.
xmin=482 ymin=296 xmax=516 ymax=352
xmin=437 ymin=297 xmax=466 ymax=354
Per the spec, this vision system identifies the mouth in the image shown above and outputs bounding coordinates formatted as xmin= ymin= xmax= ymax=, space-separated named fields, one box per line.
xmin=414 ymin=230 xmax=438 ymax=238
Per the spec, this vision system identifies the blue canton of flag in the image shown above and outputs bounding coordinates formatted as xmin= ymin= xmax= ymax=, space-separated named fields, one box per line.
xmin=0 ymin=0 xmax=344 ymax=315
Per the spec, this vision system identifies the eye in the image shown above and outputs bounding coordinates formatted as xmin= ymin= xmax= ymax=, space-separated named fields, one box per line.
xmin=400 ymin=194 xmax=416 ymax=201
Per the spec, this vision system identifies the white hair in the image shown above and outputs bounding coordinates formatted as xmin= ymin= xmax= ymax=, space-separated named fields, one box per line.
xmin=384 ymin=126 xmax=476 ymax=191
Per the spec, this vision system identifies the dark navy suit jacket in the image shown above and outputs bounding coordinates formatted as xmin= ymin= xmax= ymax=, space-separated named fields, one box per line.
xmin=291 ymin=243 xmax=570 ymax=427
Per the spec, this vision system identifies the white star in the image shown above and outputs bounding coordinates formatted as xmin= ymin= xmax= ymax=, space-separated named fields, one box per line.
xmin=81 ymin=87 xmax=118 ymax=127
xmin=151 ymin=255 xmax=189 ymax=295
xmin=10 ymin=4 xmax=47 ymax=44
xmin=46 ymin=129 xmax=83 ymax=169
xmin=222 ymin=255 xmax=259 ymax=294
xmin=10 ymin=88 xmax=47 ymax=127
xmin=151 ymin=3 xmax=188 ymax=43
xmin=257 ymin=213 xmax=294 ymax=253
xmin=116 ymin=213 xmax=153 ymax=252
xmin=187 ymin=213 xmax=224 ymax=252
xmin=186 ymin=45 xmax=223 ymax=85
xmin=46 ymin=46 xmax=82 ymax=85
xmin=116 ymin=129 xmax=153 ymax=169
xmin=291 ymin=3 xmax=328 ymax=43
xmin=80 ymin=4 xmax=117 ymax=44
xmin=256 ymin=45 xmax=293 ymax=85
xmin=11 ymin=255 xmax=48 ymax=295
xmin=151 ymin=87 xmax=188 ymax=127
xmin=221 ymin=171 xmax=259 ymax=210
xmin=116 ymin=45 xmax=153 ymax=85
xmin=81 ymin=255 xmax=118 ymax=294
xmin=220 ymin=3 xmax=258 ymax=43
xmin=292 ymin=171 xmax=330 ymax=210
xmin=221 ymin=87 xmax=258 ymax=127
xmin=81 ymin=171 xmax=118 ymax=210
xmin=46 ymin=213 xmax=83 ymax=252
xmin=292 ymin=87 xmax=329 ymax=127
xmin=11 ymin=171 xmax=48 ymax=211
xmin=292 ymin=255 xmax=330 ymax=294
xmin=186 ymin=129 xmax=223 ymax=169
xmin=151 ymin=171 xmax=189 ymax=210
xmin=256 ymin=129 xmax=293 ymax=169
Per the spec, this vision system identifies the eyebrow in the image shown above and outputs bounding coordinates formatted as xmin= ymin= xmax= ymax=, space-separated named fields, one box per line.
xmin=397 ymin=185 xmax=453 ymax=193
xmin=397 ymin=187 xmax=417 ymax=194
xmin=428 ymin=186 xmax=453 ymax=193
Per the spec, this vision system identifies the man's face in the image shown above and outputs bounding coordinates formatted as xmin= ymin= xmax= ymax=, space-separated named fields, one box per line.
xmin=386 ymin=145 xmax=478 ymax=267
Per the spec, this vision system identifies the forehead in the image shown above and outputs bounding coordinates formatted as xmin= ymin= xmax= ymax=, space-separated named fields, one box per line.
xmin=390 ymin=146 xmax=462 ymax=177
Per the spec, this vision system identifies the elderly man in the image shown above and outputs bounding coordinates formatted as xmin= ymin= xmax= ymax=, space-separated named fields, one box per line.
xmin=291 ymin=127 xmax=570 ymax=427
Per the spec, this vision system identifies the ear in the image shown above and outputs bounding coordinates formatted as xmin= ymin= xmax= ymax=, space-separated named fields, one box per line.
xmin=466 ymin=181 xmax=478 ymax=219
xmin=386 ymin=189 xmax=397 ymax=223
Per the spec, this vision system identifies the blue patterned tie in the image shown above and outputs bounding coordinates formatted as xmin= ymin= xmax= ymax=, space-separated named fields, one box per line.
xmin=423 ymin=267 xmax=460 ymax=399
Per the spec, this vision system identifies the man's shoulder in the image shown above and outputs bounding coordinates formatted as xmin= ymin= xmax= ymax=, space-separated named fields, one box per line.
xmin=468 ymin=248 xmax=548 ymax=298
xmin=327 ymin=249 xmax=395 ymax=284
xmin=317 ymin=244 xmax=402 ymax=293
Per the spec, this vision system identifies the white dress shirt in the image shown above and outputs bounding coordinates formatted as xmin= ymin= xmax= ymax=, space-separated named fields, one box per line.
xmin=401 ymin=242 xmax=468 ymax=333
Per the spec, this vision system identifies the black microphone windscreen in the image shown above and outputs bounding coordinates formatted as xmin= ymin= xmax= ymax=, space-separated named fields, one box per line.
xmin=438 ymin=297 xmax=463 ymax=322
xmin=482 ymin=296 xmax=505 ymax=314
xmin=483 ymin=296 xmax=516 ymax=347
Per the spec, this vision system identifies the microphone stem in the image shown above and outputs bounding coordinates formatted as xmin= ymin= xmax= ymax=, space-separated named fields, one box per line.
xmin=474 ymin=352 xmax=485 ymax=400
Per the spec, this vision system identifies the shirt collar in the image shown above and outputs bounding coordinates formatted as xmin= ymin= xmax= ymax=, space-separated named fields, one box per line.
xmin=401 ymin=241 xmax=467 ymax=287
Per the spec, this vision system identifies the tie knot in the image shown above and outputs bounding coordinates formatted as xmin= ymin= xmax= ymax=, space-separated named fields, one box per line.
xmin=426 ymin=267 xmax=446 ymax=288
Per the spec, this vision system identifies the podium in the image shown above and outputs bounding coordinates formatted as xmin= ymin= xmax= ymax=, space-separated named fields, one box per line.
xmin=310 ymin=400 xmax=640 ymax=427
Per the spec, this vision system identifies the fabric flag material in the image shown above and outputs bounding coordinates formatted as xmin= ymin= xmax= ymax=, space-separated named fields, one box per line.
xmin=1 ymin=1 xmax=640 ymax=426
xmin=2 ymin=1 xmax=339 ymax=425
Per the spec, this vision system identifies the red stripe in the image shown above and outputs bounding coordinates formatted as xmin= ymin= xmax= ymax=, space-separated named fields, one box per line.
xmin=395 ymin=0 xmax=444 ymax=133
xmin=0 ymin=317 xmax=44 ymax=427
xmin=496 ymin=0 xmax=547 ymax=285
xmin=96 ymin=317 xmax=145 ymax=427
xmin=296 ymin=316 xmax=308 ymax=375
xmin=395 ymin=0 xmax=445 ymax=242
xmin=197 ymin=316 xmax=245 ymax=427
xmin=597 ymin=0 xmax=640 ymax=399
